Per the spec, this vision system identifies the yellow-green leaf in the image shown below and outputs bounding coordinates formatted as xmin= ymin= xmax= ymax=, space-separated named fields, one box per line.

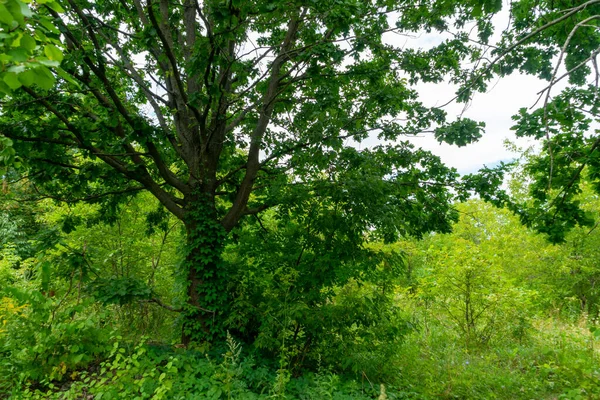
xmin=43 ymin=44 xmax=63 ymax=62
xmin=3 ymin=72 xmax=22 ymax=89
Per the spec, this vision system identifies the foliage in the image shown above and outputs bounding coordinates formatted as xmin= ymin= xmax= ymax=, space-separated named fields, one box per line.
xmin=465 ymin=0 xmax=600 ymax=243
xmin=0 ymin=0 xmax=511 ymax=341
xmin=391 ymin=199 xmax=600 ymax=399
xmin=9 ymin=335 xmax=391 ymax=400
xmin=90 ymin=276 xmax=153 ymax=306
xmin=426 ymin=202 xmax=544 ymax=344
xmin=434 ymin=119 xmax=484 ymax=148
xmin=0 ymin=288 xmax=111 ymax=393
xmin=395 ymin=318 xmax=600 ymax=400
xmin=2 ymin=185 xmax=600 ymax=398
xmin=520 ymin=181 xmax=600 ymax=319
xmin=0 ymin=189 xmax=184 ymax=394
xmin=420 ymin=238 xmax=535 ymax=347
xmin=3 ymin=0 xmax=600 ymax=397
xmin=223 ymin=203 xmax=411 ymax=380
xmin=0 ymin=0 xmax=64 ymax=96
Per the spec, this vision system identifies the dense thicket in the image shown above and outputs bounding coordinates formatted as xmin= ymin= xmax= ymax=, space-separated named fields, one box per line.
xmin=2 ymin=0 xmax=599 ymax=344
xmin=2 ymin=0 xmax=600 ymax=398
xmin=2 ymin=180 xmax=600 ymax=398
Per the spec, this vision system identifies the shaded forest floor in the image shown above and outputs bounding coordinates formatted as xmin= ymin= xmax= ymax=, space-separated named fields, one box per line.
xmin=6 ymin=314 xmax=599 ymax=399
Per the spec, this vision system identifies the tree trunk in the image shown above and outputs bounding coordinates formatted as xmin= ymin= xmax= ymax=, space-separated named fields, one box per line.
xmin=181 ymin=194 xmax=228 ymax=346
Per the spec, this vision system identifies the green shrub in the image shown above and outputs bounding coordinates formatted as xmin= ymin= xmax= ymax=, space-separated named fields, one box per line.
xmin=0 ymin=288 xmax=111 ymax=395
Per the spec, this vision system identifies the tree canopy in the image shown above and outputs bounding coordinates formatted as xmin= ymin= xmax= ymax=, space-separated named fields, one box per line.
xmin=2 ymin=0 xmax=600 ymax=342
xmin=467 ymin=0 xmax=600 ymax=242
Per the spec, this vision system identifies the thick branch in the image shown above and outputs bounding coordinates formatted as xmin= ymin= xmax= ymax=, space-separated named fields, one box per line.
xmin=20 ymin=87 xmax=185 ymax=219
xmin=2 ymin=132 xmax=75 ymax=146
xmin=221 ymin=10 xmax=306 ymax=231
xmin=147 ymin=0 xmax=203 ymax=125
xmin=25 ymin=185 xmax=147 ymax=203
xmin=144 ymin=298 xmax=182 ymax=312
xmin=243 ymin=204 xmax=271 ymax=216
xmin=50 ymin=9 xmax=189 ymax=196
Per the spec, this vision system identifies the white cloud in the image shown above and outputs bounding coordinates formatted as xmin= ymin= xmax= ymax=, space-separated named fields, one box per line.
xmin=377 ymin=10 xmax=556 ymax=175
xmin=411 ymin=73 xmax=545 ymax=174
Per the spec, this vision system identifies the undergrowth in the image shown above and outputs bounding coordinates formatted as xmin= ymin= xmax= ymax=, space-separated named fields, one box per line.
xmin=3 ymin=317 xmax=599 ymax=400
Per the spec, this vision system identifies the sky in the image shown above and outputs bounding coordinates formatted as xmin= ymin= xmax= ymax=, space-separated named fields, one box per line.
xmin=410 ymin=72 xmax=542 ymax=175
xmin=354 ymin=70 xmax=543 ymax=175
xmin=375 ymin=10 xmax=550 ymax=175
xmin=215 ymin=7 xmax=559 ymax=177
xmin=140 ymin=8 xmax=556 ymax=176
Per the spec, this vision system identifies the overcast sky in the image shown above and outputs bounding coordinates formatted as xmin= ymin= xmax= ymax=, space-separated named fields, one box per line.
xmin=354 ymin=70 xmax=543 ymax=175
xmin=245 ymin=9 xmax=555 ymax=176
xmin=377 ymin=10 xmax=549 ymax=175
xmin=410 ymin=73 xmax=543 ymax=175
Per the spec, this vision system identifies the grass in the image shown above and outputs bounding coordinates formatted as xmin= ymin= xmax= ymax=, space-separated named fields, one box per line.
xmin=392 ymin=316 xmax=600 ymax=399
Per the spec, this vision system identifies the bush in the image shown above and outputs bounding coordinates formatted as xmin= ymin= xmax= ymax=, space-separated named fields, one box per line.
xmin=0 ymin=288 xmax=111 ymax=395
xmin=10 ymin=334 xmax=398 ymax=400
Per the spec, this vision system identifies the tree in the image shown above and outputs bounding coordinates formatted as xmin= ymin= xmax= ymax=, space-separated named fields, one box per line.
xmin=416 ymin=200 xmax=541 ymax=347
xmin=1 ymin=0 xmax=548 ymax=344
xmin=464 ymin=0 xmax=600 ymax=243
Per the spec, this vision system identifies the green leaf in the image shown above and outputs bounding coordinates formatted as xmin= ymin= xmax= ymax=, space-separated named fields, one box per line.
xmin=7 ymin=48 xmax=28 ymax=62
xmin=20 ymin=33 xmax=36 ymax=51
xmin=18 ymin=0 xmax=33 ymax=18
xmin=18 ymin=69 xmax=35 ymax=86
xmin=43 ymin=44 xmax=63 ymax=62
xmin=3 ymin=72 xmax=22 ymax=89
xmin=31 ymin=66 xmax=55 ymax=90
xmin=72 ymin=353 xmax=84 ymax=363
xmin=10 ymin=32 xmax=23 ymax=47
xmin=0 ymin=4 xmax=15 ymax=26
xmin=0 ymin=80 xmax=11 ymax=96
xmin=7 ymin=65 xmax=26 ymax=73
xmin=45 ymin=0 xmax=65 ymax=12
xmin=4 ymin=0 xmax=25 ymax=25
xmin=56 ymin=67 xmax=81 ymax=88
xmin=39 ymin=18 xmax=60 ymax=34
xmin=37 ymin=59 xmax=60 ymax=67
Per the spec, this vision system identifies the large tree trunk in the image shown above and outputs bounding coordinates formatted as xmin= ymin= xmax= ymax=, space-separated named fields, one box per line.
xmin=181 ymin=194 xmax=228 ymax=346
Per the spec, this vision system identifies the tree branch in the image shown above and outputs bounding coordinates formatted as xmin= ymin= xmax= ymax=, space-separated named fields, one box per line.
xmin=20 ymin=87 xmax=185 ymax=219
xmin=439 ymin=0 xmax=600 ymax=108
xmin=222 ymin=9 xmax=306 ymax=231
